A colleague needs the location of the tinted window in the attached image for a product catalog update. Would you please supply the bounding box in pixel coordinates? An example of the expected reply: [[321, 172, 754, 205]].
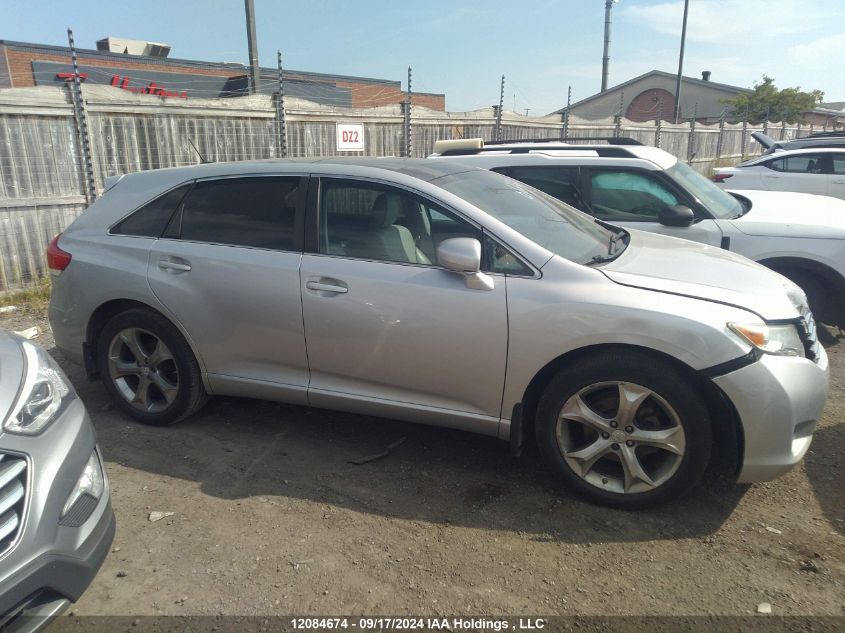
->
[[832, 154, 845, 175], [590, 170, 679, 221], [113, 183, 192, 237], [179, 177, 300, 250], [494, 166, 585, 210], [767, 154, 826, 173], [319, 179, 479, 265]]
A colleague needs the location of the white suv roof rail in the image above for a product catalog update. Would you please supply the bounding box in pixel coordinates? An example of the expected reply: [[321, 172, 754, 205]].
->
[[432, 137, 643, 157]]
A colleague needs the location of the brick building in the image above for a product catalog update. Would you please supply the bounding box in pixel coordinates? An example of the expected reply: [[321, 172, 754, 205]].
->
[[0, 38, 446, 110], [554, 69, 843, 128]]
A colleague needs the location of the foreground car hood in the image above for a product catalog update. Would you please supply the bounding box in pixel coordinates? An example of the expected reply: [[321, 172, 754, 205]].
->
[[0, 331, 24, 429], [600, 230, 802, 321], [729, 189, 845, 238]]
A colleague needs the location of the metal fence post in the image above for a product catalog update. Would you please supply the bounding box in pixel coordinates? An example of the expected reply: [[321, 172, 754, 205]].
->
[[654, 98, 662, 148], [67, 28, 96, 204], [495, 75, 505, 141], [614, 91, 624, 137], [276, 51, 288, 158], [404, 66, 413, 157], [781, 109, 788, 141], [560, 85, 571, 141], [687, 102, 697, 164], [715, 107, 726, 161]]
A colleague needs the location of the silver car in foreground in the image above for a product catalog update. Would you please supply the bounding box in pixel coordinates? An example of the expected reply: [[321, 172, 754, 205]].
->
[[0, 331, 114, 632], [48, 158, 828, 509]]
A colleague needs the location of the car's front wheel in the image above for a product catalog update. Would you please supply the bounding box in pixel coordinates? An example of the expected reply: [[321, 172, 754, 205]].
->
[[535, 351, 711, 509], [97, 308, 208, 425]]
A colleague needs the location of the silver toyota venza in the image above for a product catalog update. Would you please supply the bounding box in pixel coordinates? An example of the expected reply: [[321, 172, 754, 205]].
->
[[47, 158, 828, 509]]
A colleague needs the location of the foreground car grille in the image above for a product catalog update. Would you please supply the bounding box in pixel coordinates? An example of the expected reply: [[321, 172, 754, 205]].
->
[[0, 453, 27, 555], [798, 305, 820, 362]]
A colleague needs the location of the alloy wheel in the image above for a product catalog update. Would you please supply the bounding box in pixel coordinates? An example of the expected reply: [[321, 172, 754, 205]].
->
[[555, 381, 686, 494], [107, 328, 179, 413]]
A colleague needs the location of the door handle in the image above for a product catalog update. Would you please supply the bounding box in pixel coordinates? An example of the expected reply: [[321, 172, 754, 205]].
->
[[158, 258, 192, 272], [763, 174, 781, 179], [833, 179, 845, 184], [306, 280, 348, 294]]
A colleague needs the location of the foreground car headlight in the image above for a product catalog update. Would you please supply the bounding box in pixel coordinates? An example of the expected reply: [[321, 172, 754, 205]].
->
[[728, 322, 805, 357], [4, 340, 75, 434], [62, 450, 105, 518]]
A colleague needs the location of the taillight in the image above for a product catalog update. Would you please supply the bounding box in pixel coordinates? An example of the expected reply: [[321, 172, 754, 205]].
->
[[712, 173, 733, 183], [47, 234, 72, 273]]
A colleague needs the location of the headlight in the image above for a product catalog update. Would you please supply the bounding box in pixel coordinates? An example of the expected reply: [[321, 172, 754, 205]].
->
[[728, 322, 805, 357], [4, 340, 75, 435], [62, 450, 105, 518]]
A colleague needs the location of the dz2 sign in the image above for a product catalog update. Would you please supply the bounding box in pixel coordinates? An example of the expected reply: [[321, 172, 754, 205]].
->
[[336, 123, 365, 152]]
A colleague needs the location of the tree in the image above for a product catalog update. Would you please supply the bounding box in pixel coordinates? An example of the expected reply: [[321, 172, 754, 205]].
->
[[725, 76, 823, 123]]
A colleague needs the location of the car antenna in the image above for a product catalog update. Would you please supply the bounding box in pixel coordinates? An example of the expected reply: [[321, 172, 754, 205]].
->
[[188, 138, 209, 164]]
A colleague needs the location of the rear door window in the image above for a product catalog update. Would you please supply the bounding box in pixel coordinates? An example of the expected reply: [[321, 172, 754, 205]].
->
[[766, 154, 828, 173], [176, 177, 302, 250], [492, 166, 586, 210]]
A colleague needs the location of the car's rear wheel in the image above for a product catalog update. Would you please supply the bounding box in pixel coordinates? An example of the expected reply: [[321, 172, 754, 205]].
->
[[97, 308, 207, 425], [535, 351, 711, 509]]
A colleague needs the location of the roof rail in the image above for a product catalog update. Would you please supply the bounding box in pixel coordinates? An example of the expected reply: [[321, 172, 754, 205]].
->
[[805, 131, 845, 139], [432, 136, 646, 157], [485, 136, 643, 146]]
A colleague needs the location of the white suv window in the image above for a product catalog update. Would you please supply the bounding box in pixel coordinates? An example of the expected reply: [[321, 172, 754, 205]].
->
[[590, 171, 679, 222], [767, 154, 827, 174]]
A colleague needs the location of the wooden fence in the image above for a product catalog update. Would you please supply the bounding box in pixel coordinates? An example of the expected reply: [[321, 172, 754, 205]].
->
[[0, 84, 807, 290]]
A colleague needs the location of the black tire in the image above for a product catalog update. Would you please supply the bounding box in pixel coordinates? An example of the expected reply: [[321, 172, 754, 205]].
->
[[535, 350, 711, 510], [97, 308, 208, 425]]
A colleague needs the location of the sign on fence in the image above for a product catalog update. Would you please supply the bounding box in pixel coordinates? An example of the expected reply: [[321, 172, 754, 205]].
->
[[336, 123, 365, 152]]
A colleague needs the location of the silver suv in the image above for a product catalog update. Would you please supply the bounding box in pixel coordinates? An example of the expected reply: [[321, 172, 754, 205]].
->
[[48, 158, 828, 508], [0, 331, 114, 631]]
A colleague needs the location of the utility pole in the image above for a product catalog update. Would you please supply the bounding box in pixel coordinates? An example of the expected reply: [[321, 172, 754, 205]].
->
[[673, 0, 690, 123], [601, 0, 617, 92], [244, 0, 260, 94]]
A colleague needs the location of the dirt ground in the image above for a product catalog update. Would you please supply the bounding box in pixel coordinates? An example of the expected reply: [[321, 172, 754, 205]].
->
[[1, 306, 843, 618]]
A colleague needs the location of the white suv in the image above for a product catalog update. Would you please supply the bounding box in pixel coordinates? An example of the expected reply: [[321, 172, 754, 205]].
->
[[431, 139, 845, 329], [713, 146, 845, 200]]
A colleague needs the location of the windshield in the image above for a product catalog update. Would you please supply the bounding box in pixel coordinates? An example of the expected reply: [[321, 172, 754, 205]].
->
[[666, 160, 744, 219], [434, 169, 624, 265]]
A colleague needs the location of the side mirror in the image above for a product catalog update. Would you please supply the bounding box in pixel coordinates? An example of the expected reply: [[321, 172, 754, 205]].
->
[[436, 238, 494, 291], [659, 204, 695, 227]]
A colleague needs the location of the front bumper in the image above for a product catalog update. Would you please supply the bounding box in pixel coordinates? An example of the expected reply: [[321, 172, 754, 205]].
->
[[0, 398, 114, 631], [712, 346, 829, 482]]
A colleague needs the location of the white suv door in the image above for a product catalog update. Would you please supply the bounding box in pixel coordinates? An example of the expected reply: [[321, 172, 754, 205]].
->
[[828, 153, 845, 200], [760, 153, 830, 196], [584, 168, 724, 247]]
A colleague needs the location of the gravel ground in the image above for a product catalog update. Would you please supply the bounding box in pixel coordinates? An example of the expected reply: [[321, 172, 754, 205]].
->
[[1, 306, 843, 618]]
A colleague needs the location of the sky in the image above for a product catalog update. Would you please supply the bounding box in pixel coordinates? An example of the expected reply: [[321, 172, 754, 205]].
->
[[3, 0, 845, 114]]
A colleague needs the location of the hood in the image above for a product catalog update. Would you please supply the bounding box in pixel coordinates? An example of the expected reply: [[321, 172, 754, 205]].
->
[[729, 190, 845, 239], [0, 331, 25, 429], [599, 229, 803, 321]]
